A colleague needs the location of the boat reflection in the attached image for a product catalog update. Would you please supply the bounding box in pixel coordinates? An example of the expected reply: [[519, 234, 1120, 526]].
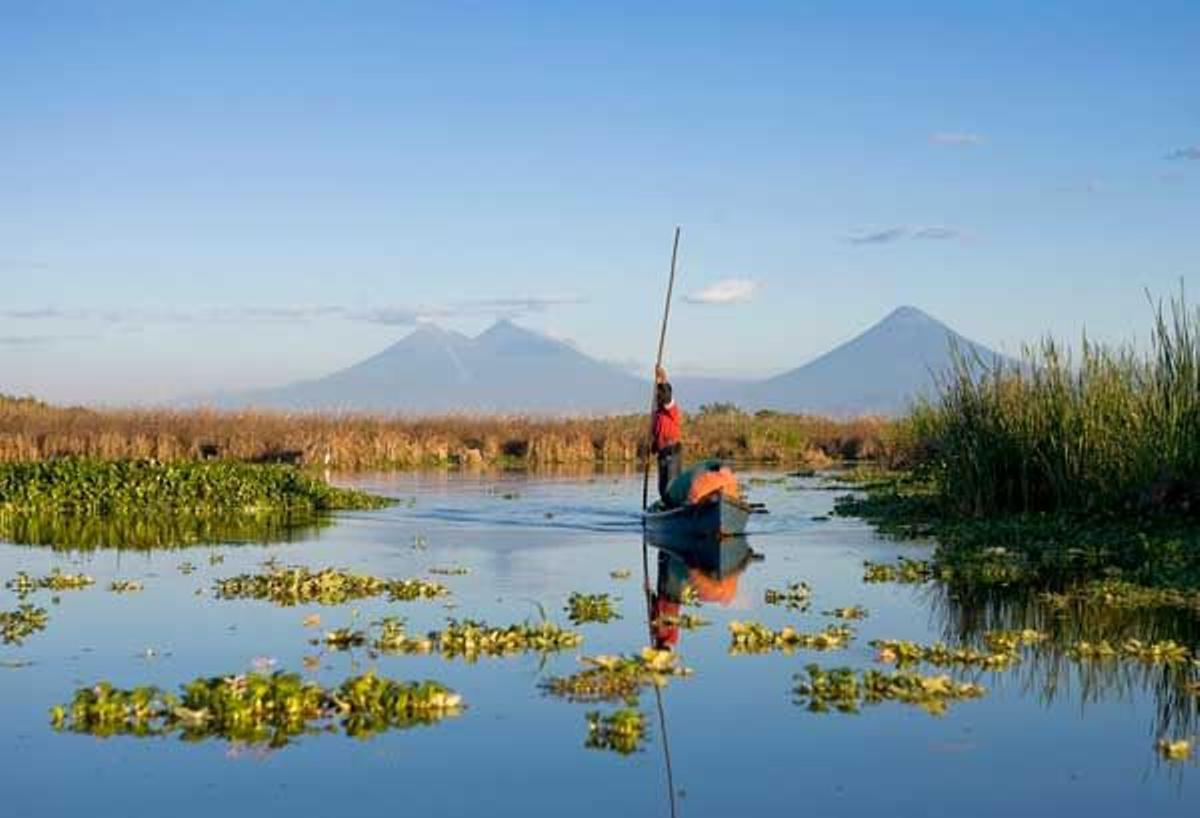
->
[[647, 534, 760, 649]]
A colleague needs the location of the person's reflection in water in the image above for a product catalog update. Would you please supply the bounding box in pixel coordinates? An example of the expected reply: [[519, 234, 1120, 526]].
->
[[650, 538, 755, 650]]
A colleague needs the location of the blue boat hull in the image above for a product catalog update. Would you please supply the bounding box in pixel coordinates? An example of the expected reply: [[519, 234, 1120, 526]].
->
[[642, 494, 751, 541]]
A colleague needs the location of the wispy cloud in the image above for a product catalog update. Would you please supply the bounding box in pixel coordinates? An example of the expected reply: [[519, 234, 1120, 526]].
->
[[931, 132, 982, 146], [684, 279, 759, 305], [1166, 145, 1200, 161], [846, 226, 970, 245], [846, 227, 909, 245], [911, 226, 965, 241], [0, 295, 586, 329], [0, 334, 93, 348]]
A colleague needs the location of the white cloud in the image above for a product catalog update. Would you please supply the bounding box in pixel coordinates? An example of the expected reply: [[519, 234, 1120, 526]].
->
[[684, 279, 759, 305], [931, 131, 982, 146]]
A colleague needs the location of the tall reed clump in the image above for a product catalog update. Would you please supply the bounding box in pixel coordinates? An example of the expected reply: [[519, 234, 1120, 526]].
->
[[914, 293, 1200, 517]]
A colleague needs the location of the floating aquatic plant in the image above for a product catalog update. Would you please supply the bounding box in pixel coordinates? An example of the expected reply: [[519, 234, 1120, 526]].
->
[[585, 708, 646, 755], [680, 586, 701, 607], [566, 592, 621, 624], [1067, 639, 1191, 665], [177, 561, 196, 575], [653, 612, 710, 630], [862, 558, 936, 584], [823, 605, 868, 620], [5, 570, 94, 598], [871, 630, 1046, 670], [371, 617, 581, 660], [609, 569, 632, 580], [108, 580, 144, 593], [794, 665, 986, 715], [764, 581, 811, 610], [1157, 738, 1194, 761], [728, 621, 853, 654], [428, 566, 469, 576], [1, 604, 48, 645], [50, 671, 463, 744], [541, 649, 692, 703], [319, 628, 367, 650], [0, 459, 392, 516], [1041, 580, 1200, 612], [214, 566, 447, 606]]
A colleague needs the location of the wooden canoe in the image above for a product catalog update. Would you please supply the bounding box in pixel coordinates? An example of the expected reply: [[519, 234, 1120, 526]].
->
[[642, 492, 752, 541]]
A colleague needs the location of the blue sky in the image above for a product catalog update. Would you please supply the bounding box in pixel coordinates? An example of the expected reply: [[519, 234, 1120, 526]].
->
[[2, 1, 1198, 403]]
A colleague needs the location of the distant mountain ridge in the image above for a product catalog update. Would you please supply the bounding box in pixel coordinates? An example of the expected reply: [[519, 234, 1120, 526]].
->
[[208, 307, 1006, 416]]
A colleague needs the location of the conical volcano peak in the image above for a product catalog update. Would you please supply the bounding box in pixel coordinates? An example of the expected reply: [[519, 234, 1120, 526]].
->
[[880, 305, 939, 326]]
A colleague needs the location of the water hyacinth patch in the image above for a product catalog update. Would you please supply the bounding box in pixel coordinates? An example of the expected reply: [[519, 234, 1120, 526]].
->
[[609, 569, 632, 580], [319, 628, 367, 650], [794, 665, 986, 716], [764, 581, 811, 610], [871, 630, 1046, 669], [862, 558, 936, 584], [823, 605, 868, 620], [214, 566, 447, 606], [1041, 580, 1200, 613], [6, 570, 94, 598], [108, 580, 144, 593], [371, 617, 581, 660], [0, 459, 392, 516], [49, 671, 463, 745], [565, 592, 621, 624], [728, 621, 853, 654], [585, 708, 646, 755], [1, 604, 48, 645], [1067, 639, 1192, 665], [541, 649, 692, 703], [653, 612, 710, 630], [428, 566, 469, 576], [1157, 738, 1193, 761]]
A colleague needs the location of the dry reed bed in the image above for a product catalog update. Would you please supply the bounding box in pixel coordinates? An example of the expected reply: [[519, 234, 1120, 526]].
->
[[0, 397, 895, 470]]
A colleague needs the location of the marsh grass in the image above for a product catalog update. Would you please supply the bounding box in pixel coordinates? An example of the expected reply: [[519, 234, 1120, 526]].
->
[[0, 398, 895, 469], [915, 292, 1200, 517]]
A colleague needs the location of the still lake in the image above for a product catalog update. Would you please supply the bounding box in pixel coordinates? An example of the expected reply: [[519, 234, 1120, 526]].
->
[[1, 470, 1196, 817]]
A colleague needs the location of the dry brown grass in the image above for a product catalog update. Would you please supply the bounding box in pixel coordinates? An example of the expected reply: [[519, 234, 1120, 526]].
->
[[0, 396, 896, 470]]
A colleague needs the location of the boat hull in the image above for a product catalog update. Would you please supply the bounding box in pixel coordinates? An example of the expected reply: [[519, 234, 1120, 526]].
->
[[642, 494, 751, 542]]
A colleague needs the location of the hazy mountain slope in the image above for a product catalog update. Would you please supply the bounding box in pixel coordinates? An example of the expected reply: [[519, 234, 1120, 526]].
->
[[219, 320, 646, 413], [739, 306, 1005, 415], [208, 308, 1003, 416]]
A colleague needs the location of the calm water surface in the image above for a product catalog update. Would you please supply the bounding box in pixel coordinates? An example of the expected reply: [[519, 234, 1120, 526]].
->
[[1, 471, 1196, 817]]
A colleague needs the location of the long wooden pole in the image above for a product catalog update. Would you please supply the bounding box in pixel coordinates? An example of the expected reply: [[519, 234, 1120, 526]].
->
[[641, 226, 681, 511]]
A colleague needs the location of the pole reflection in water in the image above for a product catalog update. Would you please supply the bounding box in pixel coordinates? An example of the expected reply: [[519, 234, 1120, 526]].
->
[[641, 532, 762, 816]]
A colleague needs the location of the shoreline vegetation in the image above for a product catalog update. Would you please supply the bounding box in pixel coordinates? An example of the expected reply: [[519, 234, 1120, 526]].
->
[[0, 396, 896, 470], [838, 294, 1200, 591]]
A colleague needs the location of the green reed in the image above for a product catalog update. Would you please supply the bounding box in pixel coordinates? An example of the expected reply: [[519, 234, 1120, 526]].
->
[[914, 292, 1200, 517]]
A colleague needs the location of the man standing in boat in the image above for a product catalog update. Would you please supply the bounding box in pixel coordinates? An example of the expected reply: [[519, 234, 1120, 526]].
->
[[652, 365, 682, 505]]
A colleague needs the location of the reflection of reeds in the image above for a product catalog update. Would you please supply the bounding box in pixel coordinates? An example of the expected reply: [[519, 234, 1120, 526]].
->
[[0, 399, 895, 469], [0, 509, 331, 550], [924, 581, 1200, 737]]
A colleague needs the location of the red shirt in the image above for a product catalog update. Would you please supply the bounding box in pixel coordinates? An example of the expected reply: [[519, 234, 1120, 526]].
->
[[652, 402, 681, 452]]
